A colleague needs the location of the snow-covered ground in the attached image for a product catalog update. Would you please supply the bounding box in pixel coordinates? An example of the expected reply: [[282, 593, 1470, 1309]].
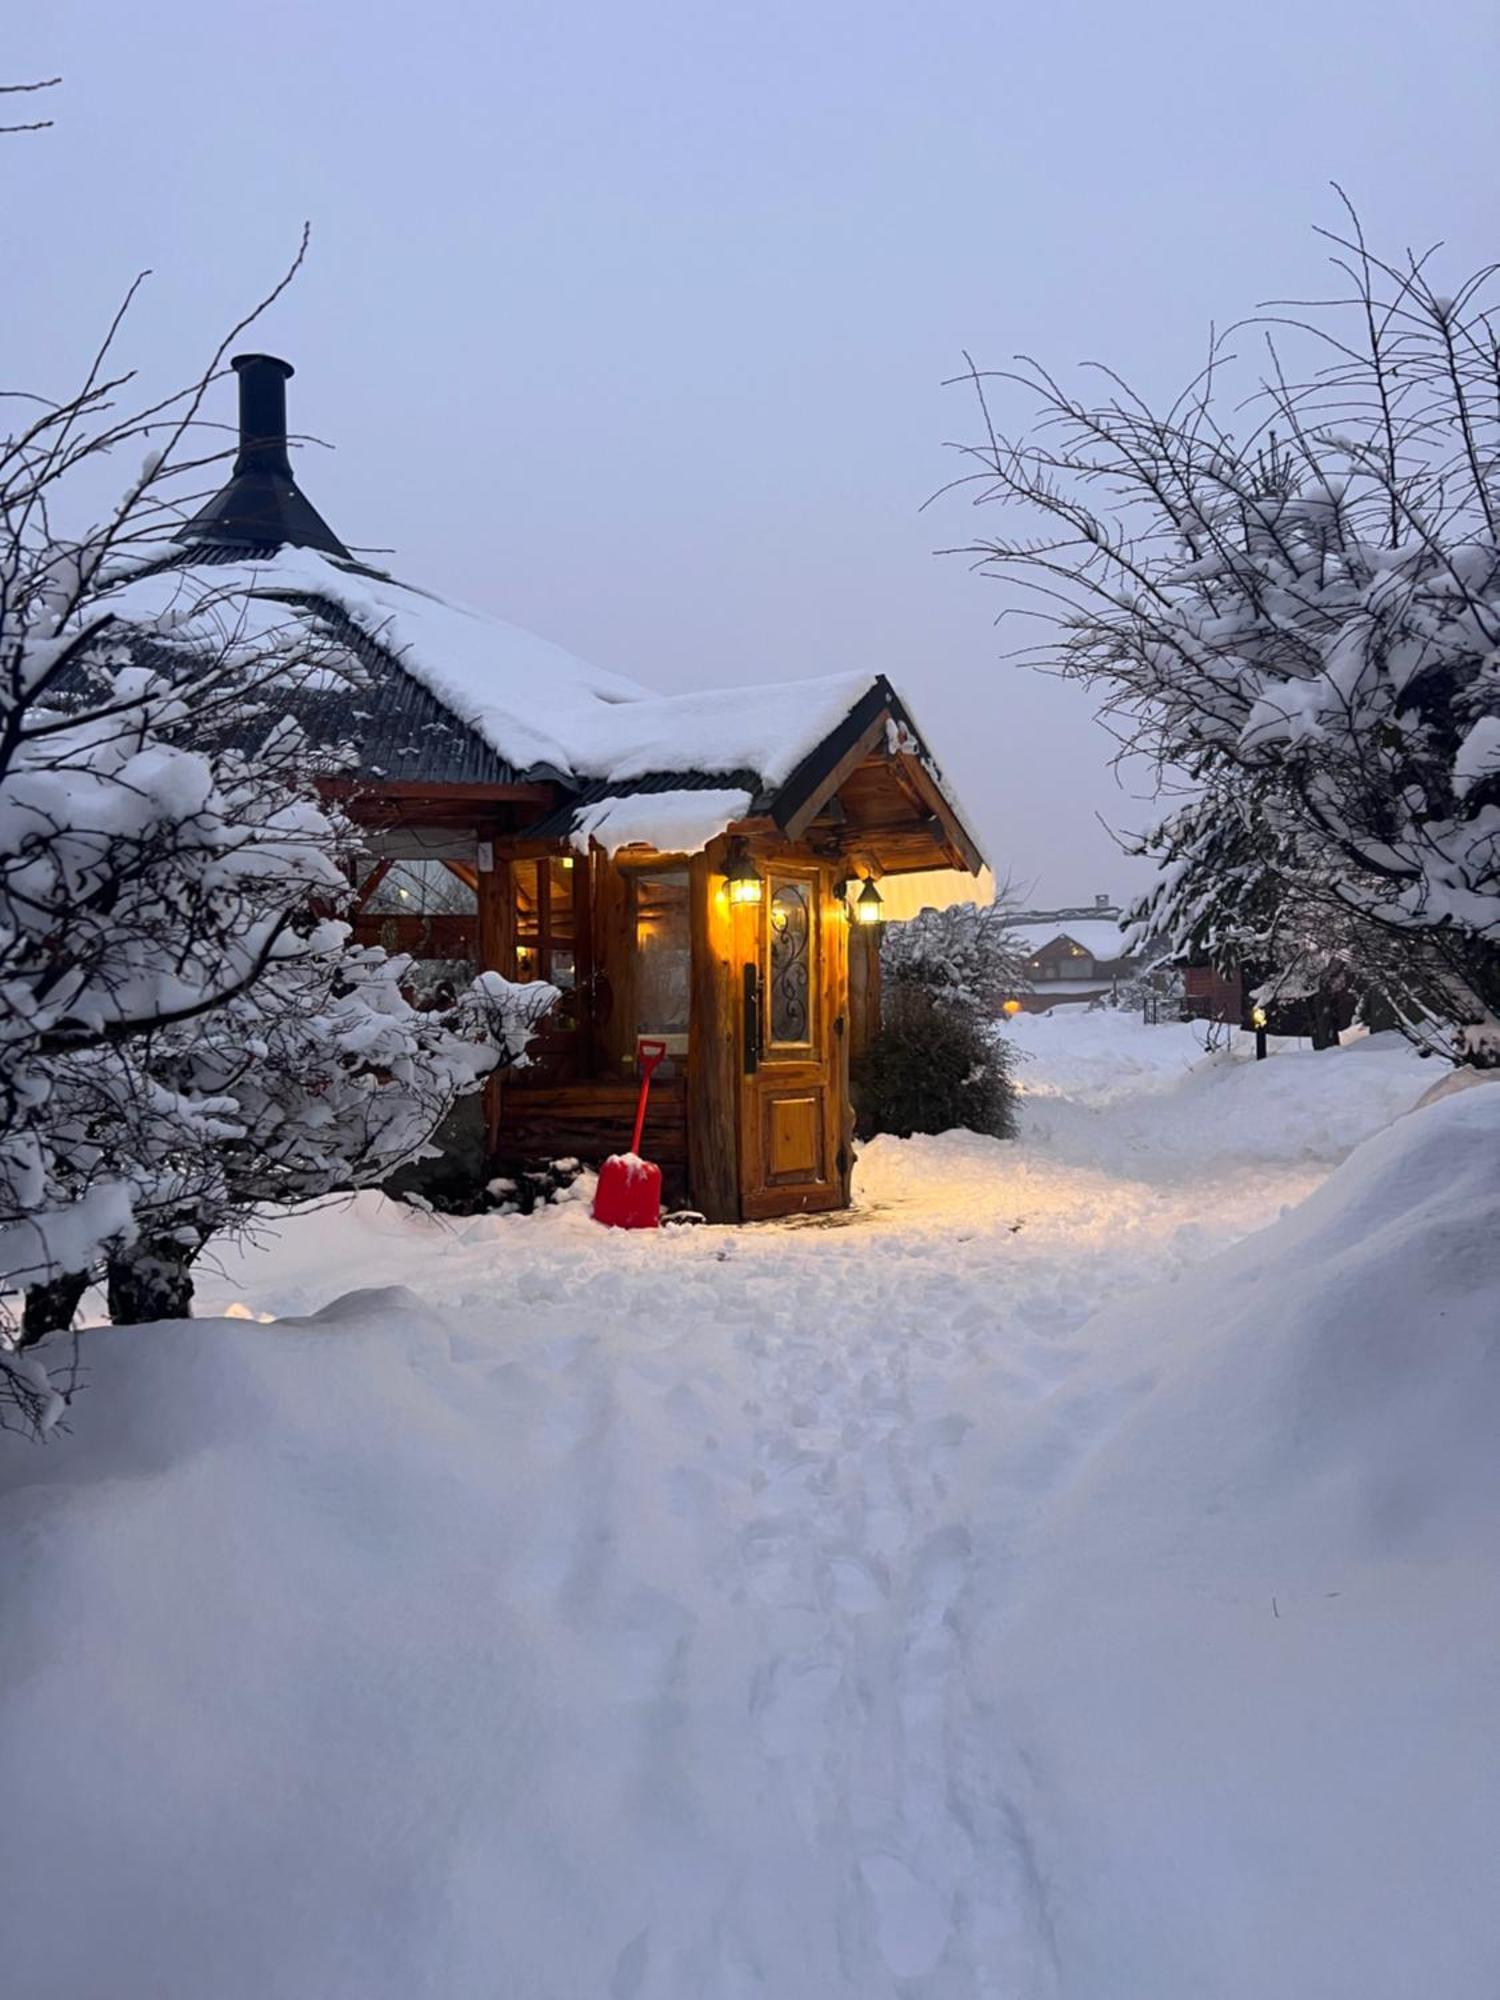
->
[[5, 1016, 1497, 1999]]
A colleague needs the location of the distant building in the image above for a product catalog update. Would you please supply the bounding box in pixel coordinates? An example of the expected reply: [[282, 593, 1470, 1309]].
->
[[1009, 895, 1138, 1012]]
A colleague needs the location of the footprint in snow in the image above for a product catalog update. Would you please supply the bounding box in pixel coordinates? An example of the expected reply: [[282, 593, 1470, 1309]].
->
[[751, 1650, 843, 1758], [610, 1587, 696, 1700], [609, 1929, 650, 1998], [824, 1550, 886, 1613], [907, 1524, 973, 1634], [858, 1852, 952, 1980]]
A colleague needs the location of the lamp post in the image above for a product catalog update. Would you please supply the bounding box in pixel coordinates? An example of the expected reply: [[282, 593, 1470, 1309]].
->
[[1251, 1003, 1268, 1061]]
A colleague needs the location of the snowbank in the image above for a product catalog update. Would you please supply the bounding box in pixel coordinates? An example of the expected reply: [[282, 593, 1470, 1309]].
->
[[973, 1082, 1500, 1998], [1, 1016, 1490, 1997]]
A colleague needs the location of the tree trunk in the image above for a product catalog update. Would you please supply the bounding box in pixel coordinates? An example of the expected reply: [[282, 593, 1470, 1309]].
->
[[19, 1269, 91, 1347], [1309, 996, 1338, 1051], [106, 1238, 197, 1325]]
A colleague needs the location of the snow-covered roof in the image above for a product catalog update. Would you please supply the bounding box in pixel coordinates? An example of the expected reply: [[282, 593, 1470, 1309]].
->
[[97, 548, 652, 780], [102, 548, 905, 782], [94, 540, 992, 868], [568, 787, 757, 857], [1015, 918, 1131, 961]]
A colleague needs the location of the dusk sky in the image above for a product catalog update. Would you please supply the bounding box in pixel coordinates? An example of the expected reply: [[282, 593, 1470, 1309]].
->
[[11, 0, 1498, 904]]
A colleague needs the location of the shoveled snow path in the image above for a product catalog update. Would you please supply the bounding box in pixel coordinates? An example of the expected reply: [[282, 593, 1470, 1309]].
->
[[5, 1022, 1434, 1997], [180, 1024, 1429, 1993]]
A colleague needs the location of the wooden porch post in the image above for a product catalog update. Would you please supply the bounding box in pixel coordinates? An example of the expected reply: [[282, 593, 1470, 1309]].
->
[[476, 851, 513, 1153], [688, 841, 740, 1223], [847, 919, 882, 1065]]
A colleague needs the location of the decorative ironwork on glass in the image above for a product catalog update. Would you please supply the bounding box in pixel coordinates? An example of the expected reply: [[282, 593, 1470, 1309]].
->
[[768, 878, 812, 1043]]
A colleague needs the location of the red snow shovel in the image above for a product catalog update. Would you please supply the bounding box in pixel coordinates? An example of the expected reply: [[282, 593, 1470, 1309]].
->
[[593, 1038, 668, 1229]]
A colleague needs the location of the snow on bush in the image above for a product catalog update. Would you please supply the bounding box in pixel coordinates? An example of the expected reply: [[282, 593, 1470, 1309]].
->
[[0, 269, 551, 1427], [880, 897, 1028, 1014], [854, 983, 1016, 1141], [856, 899, 1023, 1139], [951, 203, 1500, 1062]]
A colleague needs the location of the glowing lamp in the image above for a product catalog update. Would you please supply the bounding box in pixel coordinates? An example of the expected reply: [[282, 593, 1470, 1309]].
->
[[854, 877, 884, 926], [1002, 997, 1023, 1017], [726, 851, 763, 906], [1250, 1004, 1269, 1029]]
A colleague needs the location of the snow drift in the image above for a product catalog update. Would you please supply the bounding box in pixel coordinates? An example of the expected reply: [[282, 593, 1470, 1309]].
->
[[1, 1037, 1494, 1998], [973, 1080, 1500, 1998]]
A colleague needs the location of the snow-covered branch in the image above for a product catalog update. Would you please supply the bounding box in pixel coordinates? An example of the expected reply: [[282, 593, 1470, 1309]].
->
[[949, 208, 1500, 1060]]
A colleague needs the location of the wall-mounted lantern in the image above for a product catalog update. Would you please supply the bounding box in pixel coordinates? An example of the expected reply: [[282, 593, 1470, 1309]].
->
[[853, 876, 884, 926], [725, 845, 764, 906]]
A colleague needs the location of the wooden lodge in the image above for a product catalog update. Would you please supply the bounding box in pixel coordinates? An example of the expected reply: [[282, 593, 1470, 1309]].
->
[[148, 354, 988, 1221]]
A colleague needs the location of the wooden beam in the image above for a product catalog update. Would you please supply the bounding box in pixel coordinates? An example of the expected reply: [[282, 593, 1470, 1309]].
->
[[848, 919, 882, 1066], [350, 857, 392, 913], [572, 851, 596, 1072], [830, 869, 854, 1205], [349, 912, 477, 955], [838, 828, 962, 873], [496, 1078, 688, 1169], [892, 753, 985, 874], [476, 855, 512, 975], [592, 850, 634, 1073], [320, 778, 557, 808], [687, 840, 741, 1223], [778, 713, 891, 842]]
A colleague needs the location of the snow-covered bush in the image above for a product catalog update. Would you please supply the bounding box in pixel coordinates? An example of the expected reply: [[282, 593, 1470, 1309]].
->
[[0, 258, 552, 1429], [861, 900, 1021, 1138], [31, 956, 559, 1334], [950, 204, 1500, 1064], [854, 984, 1016, 1140], [880, 898, 1029, 1013], [0, 598, 355, 1420]]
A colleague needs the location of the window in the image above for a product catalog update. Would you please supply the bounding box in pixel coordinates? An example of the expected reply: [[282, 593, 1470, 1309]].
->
[[513, 856, 580, 1033], [513, 856, 576, 981], [632, 869, 691, 1038], [362, 858, 477, 919], [767, 874, 814, 1047], [359, 858, 477, 1006]]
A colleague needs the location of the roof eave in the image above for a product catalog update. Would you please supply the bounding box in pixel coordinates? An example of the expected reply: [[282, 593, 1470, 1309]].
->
[[764, 674, 987, 875]]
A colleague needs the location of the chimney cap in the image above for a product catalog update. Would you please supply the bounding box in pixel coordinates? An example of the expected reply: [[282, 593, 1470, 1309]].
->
[[231, 352, 294, 379], [171, 350, 349, 558]]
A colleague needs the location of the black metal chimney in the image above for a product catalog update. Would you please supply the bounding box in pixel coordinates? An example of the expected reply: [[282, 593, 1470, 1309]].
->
[[173, 353, 351, 558]]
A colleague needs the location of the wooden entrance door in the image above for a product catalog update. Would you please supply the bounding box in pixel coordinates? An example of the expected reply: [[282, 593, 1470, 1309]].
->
[[736, 861, 848, 1220]]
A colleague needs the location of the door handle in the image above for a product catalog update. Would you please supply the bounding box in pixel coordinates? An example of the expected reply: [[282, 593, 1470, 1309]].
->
[[742, 962, 761, 1075]]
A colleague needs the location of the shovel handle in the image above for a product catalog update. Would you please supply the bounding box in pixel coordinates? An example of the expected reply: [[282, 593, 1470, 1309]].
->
[[630, 1039, 669, 1154]]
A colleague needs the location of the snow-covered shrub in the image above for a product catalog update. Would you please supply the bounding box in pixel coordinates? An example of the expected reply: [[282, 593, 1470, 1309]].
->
[[85, 958, 559, 1324], [854, 984, 1016, 1141], [951, 204, 1500, 1064], [881, 898, 1028, 1014], [861, 901, 1021, 1138], [0, 608, 357, 1415], [0, 255, 552, 1427], [1108, 958, 1183, 1019]]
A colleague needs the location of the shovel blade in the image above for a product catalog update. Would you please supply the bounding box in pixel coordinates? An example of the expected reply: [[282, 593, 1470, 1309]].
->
[[592, 1154, 663, 1229]]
